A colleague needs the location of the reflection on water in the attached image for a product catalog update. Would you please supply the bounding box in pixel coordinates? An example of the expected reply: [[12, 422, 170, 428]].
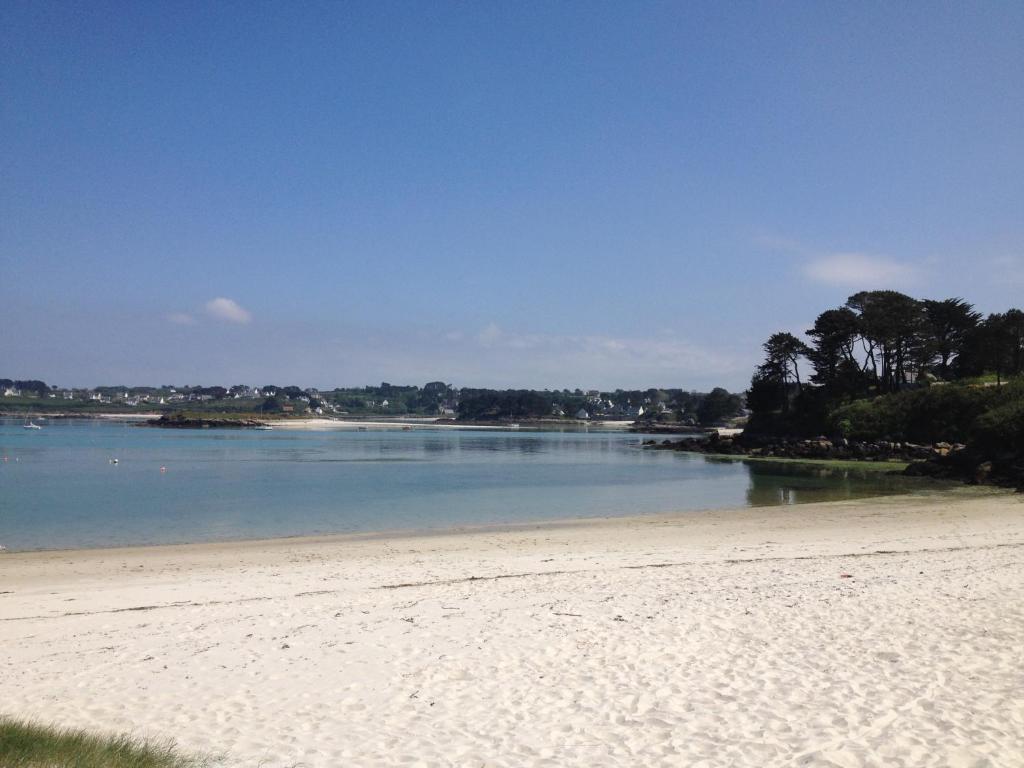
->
[[0, 420, 934, 551], [743, 460, 914, 506]]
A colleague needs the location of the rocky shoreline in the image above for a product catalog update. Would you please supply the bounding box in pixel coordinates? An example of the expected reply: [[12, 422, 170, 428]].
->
[[645, 431, 1022, 489], [644, 431, 962, 463]]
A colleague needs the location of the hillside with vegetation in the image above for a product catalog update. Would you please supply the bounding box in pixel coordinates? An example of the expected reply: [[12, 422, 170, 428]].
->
[[739, 290, 1024, 487]]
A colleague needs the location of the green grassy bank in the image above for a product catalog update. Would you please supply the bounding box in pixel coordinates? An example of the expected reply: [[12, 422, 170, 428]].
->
[[0, 717, 217, 768]]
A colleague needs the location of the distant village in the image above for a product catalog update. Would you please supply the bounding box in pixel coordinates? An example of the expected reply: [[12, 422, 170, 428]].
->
[[0, 378, 746, 426], [3, 381, 348, 416]]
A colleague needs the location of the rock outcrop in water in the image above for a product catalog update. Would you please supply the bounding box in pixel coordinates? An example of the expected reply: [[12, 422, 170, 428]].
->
[[143, 413, 267, 429]]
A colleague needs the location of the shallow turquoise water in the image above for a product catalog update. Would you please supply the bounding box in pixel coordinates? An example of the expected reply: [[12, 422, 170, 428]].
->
[[0, 419, 922, 551]]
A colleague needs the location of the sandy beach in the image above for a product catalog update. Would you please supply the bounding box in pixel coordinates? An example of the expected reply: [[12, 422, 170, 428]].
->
[[2, 490, 1023, 767]]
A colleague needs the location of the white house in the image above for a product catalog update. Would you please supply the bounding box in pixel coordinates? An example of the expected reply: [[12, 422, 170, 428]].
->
[[575, 408, 590, 420]]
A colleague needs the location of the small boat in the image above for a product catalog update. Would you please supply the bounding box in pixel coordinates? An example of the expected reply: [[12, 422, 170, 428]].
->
[[254, 425, 273, 431], [23, 421, 42, 430], [509, 423, 520, 430]]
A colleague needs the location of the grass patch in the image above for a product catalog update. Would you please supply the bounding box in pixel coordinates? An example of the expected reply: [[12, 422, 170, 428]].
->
[[0, 716, 217, 768], [692, 452, 910, 471]]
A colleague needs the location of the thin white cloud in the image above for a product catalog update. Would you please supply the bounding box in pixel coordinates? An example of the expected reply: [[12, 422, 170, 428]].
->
[[205, 297, 252, 324], [166, 312, 197, 325], [454, 325, 749, 384], [756, 235, 918, 289], [476, 323, 503, 346], [803, 252, 916, 287]]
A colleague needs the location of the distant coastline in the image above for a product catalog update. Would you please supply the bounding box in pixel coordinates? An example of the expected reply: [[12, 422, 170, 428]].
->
[[0, 380, 746, 431]]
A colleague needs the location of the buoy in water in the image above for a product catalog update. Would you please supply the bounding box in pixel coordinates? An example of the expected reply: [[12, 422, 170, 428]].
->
[[160, 466, 167, 473]]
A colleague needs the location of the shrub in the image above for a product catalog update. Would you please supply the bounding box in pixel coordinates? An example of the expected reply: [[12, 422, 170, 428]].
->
[[972, 399, 1024, 457], [829, 383, 1017, 444]]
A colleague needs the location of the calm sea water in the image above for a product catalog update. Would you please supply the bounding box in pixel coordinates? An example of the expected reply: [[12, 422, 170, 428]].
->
[[0, 419, 924, 552]]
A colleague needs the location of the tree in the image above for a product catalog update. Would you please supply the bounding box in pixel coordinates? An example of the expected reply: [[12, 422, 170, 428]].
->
[[756, 332, 810, 414], [922, 298, 981, 378], [1005, 309, 1024, 376], [760, 333, 810, 389], [970, 310, 1024, 384], [806, 308, 861, 391], [697, 388, 743, 426], [414, 381, 451, 411], [846, 291, 924, 392], [746, 372, 786, 415], [422, 381, 449, 396], [14, 379, 49, 397], [456, 389, 553, 420]]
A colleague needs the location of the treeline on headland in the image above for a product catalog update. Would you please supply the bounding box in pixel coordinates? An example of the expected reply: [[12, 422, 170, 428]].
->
[[454, 387, 742, 426], [739, 290, 1023, 487]]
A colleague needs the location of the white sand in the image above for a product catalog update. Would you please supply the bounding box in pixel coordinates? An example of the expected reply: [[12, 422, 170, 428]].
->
[[2, 490, 1023, 767]]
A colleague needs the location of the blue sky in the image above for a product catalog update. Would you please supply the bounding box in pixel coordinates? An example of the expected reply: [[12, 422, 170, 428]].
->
[[2, 1, 1022, 390]]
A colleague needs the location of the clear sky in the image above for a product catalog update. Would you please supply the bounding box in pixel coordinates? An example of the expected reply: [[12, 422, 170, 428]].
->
[[2, 1, 1022, 391]]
